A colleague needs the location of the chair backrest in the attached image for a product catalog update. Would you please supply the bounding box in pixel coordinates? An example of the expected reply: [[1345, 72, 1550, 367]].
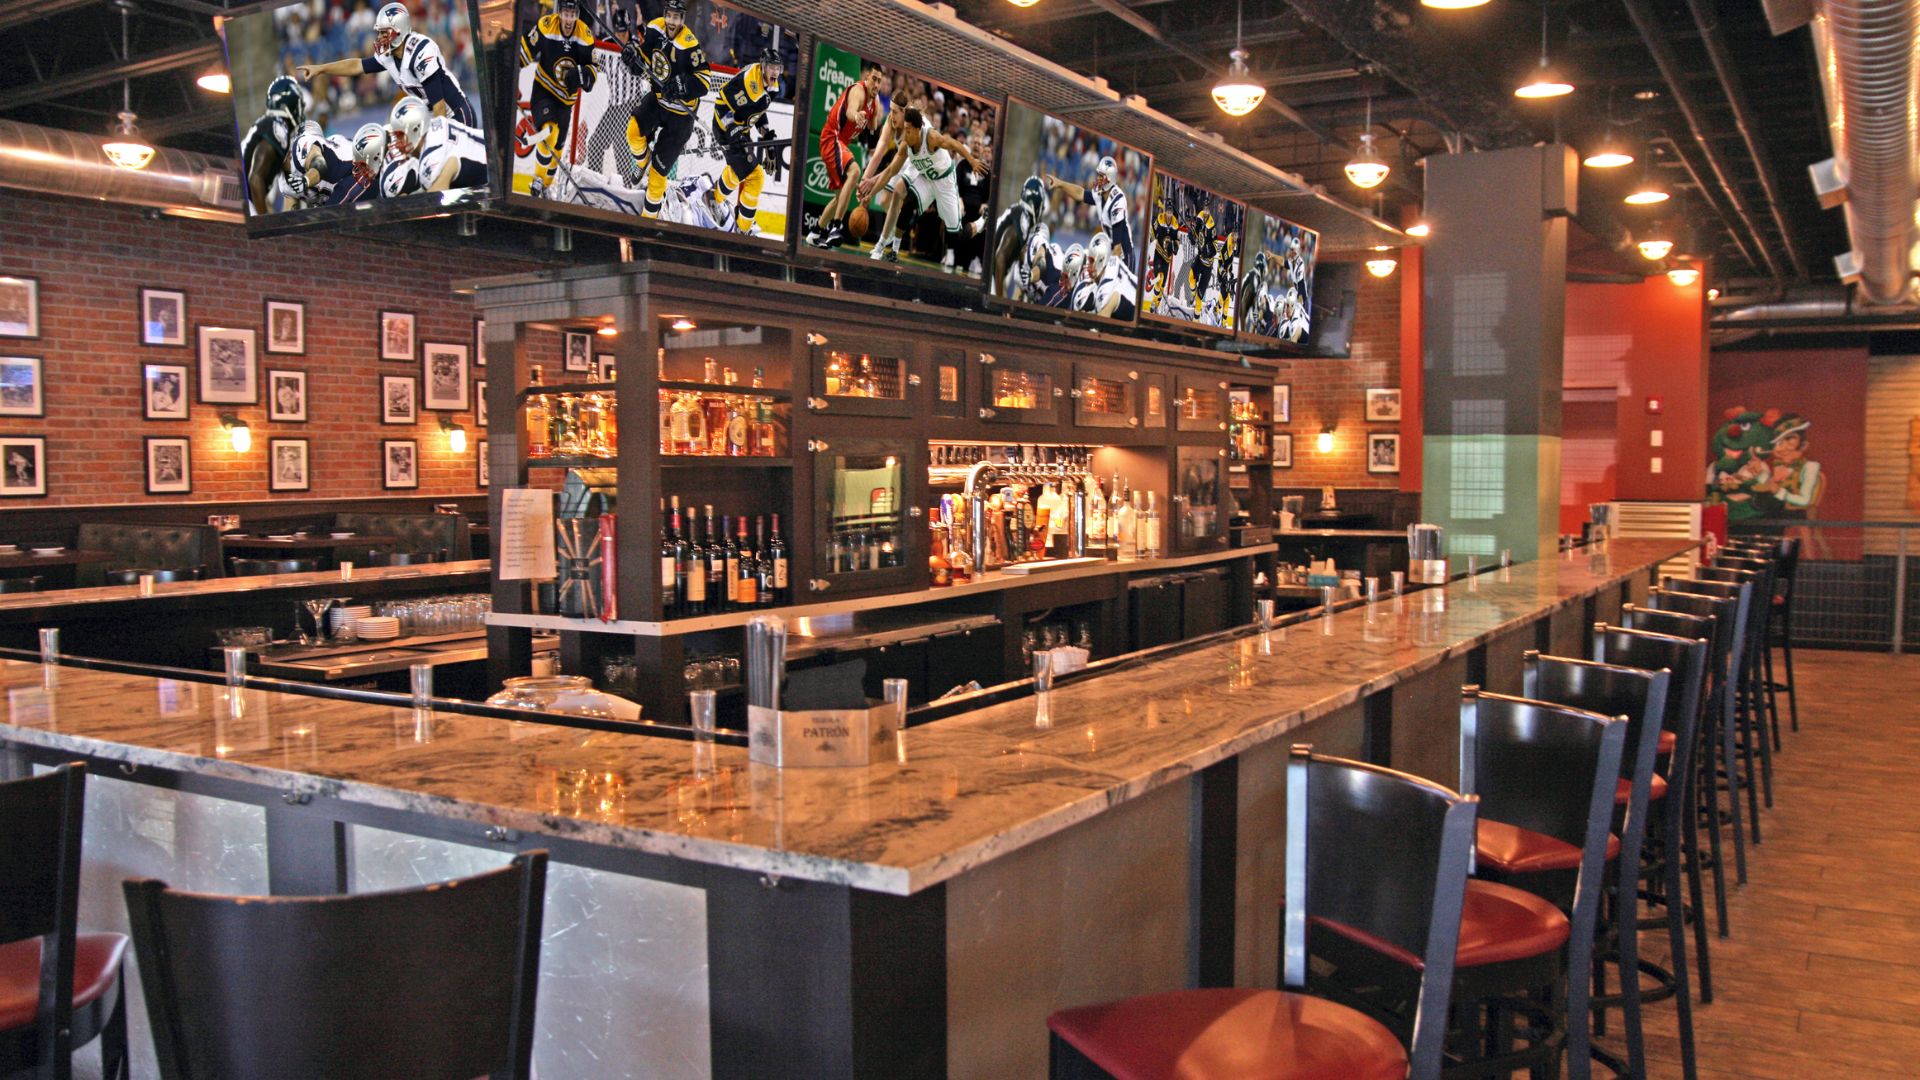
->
[[1650, 584, 1749, 677], [0, 575, 41, 594], [1459, 687, 1627, 854], [124, 851, 549, 1080], [103, 567, 200, 586], [230, 558, 320, 577], [334, 513, 468, 561], [0, 762, 87, 1071], [1631, 598, 1727, 684], [76, 522, 221, 578], [1288, 746, 1475, 1080], [370, 550, 440, 567], [1590, 625, 1709, 792]]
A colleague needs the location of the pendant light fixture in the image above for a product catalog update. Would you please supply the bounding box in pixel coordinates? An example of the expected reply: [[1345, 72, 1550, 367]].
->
[[1212, 1, 1266, 116], [1623, 169, 1669, 205], [196, 65, 230, 94], [1666, 267, 1701, 287], [102, 2, 155, 170], [1422, 0, 1491, 8], [1344, 97, 1390, 190], [1636, 218, 1673, 260], [1365, 246, 1400, 278], [1514, 6, 1575, 99]]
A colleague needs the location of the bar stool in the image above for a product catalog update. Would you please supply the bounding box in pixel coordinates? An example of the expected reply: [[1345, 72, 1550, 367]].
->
[[1665, 576, 1773, 812], [1634, 593, 1747, 888], [1047, 747, 1476, 1080], [0, 762, 130, 1080], [229, 558, 320, 576], [1520, 652, 1670, 1080], [1762, 537, 1802, 733], [123, 851, 549, 1080], [1458, 687, 1628, 1080], [1714, 549, 1792, 749]]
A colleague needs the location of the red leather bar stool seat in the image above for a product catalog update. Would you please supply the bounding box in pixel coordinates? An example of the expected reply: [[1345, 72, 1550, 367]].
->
[[1048, 988, 1407, 1080], [1615, 772, 1668, 805], [0, 933, 127, 1032], [1658, 729, 1677, 753], [1477, 818, 1621, 875], [1314, 879, 1569, 971]]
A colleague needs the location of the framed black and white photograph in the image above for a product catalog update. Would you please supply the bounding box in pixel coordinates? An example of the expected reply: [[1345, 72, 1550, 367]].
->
[[380, 310, 415, 362], [268, 438, 310, 492], [382, 439, 418, 490], [144, 436, 192, 495], [265, 299, 305, 354], [267, 369, 307, 422], [0, 357, 43, 418], [476, 440, 489, 488], [1272, 433, 1293, 469], [1365, 387, 1402, 423], [0, 435, 44, 496], [197, 326, 257, 404], [595, 354, 615, 382], [474, 318, 485, 367], [139, 288, 186, 347], [475, 380, 488, 426], [0, 276, 38, 339], [422, 342, 469, 411], [1367, 432, 1401, 475], [563, 331, 591, 374], [1273, 384, 1291, 424], [380, 375, 416, 425], [142, 363, 189, 421]]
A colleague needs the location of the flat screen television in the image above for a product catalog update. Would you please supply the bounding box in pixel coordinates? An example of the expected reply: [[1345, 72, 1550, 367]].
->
[[1139, 170, 1244, 334], [1237, 207, 1319, 347], [505, 0, 799, 248], [795, 40, 1000, 283], [1300, 261, 1360, 359], [225, 0, 492, 232], [986, 97, 1151, 325]]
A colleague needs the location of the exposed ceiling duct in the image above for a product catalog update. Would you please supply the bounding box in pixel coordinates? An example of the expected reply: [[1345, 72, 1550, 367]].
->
[[1708, 284, 1920, 339], [0, 116, 242, 222]]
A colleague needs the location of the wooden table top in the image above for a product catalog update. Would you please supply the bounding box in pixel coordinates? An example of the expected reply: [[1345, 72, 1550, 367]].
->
[[220, 534, 400, 551], [0, 549, 117, 570]]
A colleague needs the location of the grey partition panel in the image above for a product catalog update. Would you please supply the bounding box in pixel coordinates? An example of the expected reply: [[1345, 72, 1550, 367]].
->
[[1390, 652, 1470, 789]]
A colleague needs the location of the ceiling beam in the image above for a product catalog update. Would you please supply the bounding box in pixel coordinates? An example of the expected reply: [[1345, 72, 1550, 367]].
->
[[0, 0, 92, 33], [143, 104, 231, 139], [0, 40, 222, 112], [971, 0, 1182, 32]]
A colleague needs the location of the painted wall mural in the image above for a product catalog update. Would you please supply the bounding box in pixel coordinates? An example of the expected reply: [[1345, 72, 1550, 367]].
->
[[1706, 406, 1825, 523]]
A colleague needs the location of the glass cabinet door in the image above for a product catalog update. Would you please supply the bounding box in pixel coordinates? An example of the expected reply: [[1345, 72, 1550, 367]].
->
[[1173, 445, 1226, 552], [809, 437, 923, 595], [808, 339, 914, 419], [931, 346, 967, 419], [978, 354, 1059, 425], [1175, 375, 1228, 434], [1072, 361, 1139, 430]]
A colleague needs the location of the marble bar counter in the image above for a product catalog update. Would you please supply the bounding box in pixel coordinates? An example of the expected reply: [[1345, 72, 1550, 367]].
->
[[0, 539, 1691, 1079]]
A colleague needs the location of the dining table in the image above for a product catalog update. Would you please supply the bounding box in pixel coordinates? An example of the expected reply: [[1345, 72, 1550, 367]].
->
[[219, 533, 401, 569]]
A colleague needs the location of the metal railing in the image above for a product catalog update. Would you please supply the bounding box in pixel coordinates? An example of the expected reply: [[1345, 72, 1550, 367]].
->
[[1728, 520, 1918, 653]]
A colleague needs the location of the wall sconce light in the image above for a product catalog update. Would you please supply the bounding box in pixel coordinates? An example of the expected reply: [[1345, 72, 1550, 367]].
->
[[440, 417, 468, 453], [219, 413, 251, 453], [596, 320, 618, 337], [1666, 267, 1701, 287], [1316, 428, 1335, 453]]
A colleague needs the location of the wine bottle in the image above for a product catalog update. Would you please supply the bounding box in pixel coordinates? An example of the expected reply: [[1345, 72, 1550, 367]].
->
[[735, 517, 758, 606], [755, 517, 777, 606], [659, 499, 678, 616], [672, 501, 697, 616], [722, 515, 740, 608], [769, 513, 789, 603], [704, 505, 725, 613]]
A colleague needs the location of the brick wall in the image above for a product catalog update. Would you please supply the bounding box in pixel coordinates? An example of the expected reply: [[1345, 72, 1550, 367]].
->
[[1266, 261, 1404, 489], [0, 189, 548, 507]]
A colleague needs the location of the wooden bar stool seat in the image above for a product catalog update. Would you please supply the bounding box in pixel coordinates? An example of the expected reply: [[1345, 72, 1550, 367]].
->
[[1048, 987, 1409, 1080]]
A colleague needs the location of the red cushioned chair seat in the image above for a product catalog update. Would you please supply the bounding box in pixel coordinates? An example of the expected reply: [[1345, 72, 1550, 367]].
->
[[1312, 880, 1570, 971], [1614, 773, 1668, 805], [1657, 730, 1676, 754], [1476, 818, 1622, 875], [1048, 987, 1408, 1080], [0, 933, 128, 1032]]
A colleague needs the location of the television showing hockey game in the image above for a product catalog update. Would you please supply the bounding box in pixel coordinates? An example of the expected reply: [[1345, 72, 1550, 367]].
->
[[988, 98, 1150, 325], [1238, 207, 1319, 347], [509, 0, 799, 245], [224, 0, 491, 229], [1139, 170, 1244, 334], [797, 40, 999, 281]]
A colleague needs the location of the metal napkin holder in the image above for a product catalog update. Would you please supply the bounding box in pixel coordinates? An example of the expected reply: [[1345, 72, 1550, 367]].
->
[[747, 700, 900, 768]]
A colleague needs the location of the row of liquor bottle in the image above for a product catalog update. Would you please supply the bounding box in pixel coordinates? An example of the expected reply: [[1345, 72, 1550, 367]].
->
[[661, 385, 782, 457], [659, 496, 789, 617], [825, 523, 904, 574], [525, 365, 617, 458], [927, 474, 1166, 586]]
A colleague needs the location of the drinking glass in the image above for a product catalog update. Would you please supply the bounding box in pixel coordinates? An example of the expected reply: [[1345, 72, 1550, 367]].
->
[[300, 597, 332, 645], [291, 602, 313, 645]]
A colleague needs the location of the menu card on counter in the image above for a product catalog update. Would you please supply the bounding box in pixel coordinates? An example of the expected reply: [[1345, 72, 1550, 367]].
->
[[498, 488, 556, 581]]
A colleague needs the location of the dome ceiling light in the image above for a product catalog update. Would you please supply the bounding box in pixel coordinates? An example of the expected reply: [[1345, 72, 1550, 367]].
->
[[1211, 2, 1266, 117]]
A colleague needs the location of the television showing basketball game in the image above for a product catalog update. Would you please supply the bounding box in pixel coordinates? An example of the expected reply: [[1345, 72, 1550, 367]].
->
[[1239, 207, 1319, 346], [797, 40, 999, 280], [509, 0, 798, 243], [988, 98, 1151, 325], [1140, 170, 1244, 333], [224, 0, 491, 226]]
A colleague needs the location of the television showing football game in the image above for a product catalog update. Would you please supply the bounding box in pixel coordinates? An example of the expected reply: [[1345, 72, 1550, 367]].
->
[[1140, 170, 1244, 333], [509, 0, 799, 243], [1238, 207, 1319, 346], [988, 98, 1150, 324], [224, 0, 490, 225], [796, 41, 999, 279]]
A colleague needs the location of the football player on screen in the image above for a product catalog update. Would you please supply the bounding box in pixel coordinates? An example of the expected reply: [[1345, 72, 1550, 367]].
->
[[295, 2, 475, 126], [706, 49, 787, 235], [520, 0, 598, 199], [240, 74, 304, 214], [1087, 233, 1137, 320], [381, 95, 488, 197], [858, 104, 989, 271], [621, 0, 711, 219], [807, 65, 888, 248], [990, 176, 1045, 296], [294, 121, 384, 207], [1043, 155, 1134, 266]]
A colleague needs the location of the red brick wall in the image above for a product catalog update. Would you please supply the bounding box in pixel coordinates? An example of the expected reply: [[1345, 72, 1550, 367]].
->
[[0, 189, 548, 507], [1266, 261, 1404, 488]]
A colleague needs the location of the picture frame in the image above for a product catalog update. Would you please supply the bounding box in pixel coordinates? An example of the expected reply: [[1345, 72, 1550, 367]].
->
[[264, 299, 305, 354], [1365, 387, 1403, 423], [268, 437, 310, 492], [382, 438, 419, 490], [0, 275, 38, 339], [1272, 433, 1293, 469], [1273, 383, 1290, 424], [421, 342, 469, 411], [475, 380, 488, 426], [474, 318, 485, 367], [595, 353, 615, 382], [476, 440, 489, 488], [142, 362, 190, 421], [197, 325, 258, 404], [380, 309, 415, 362], [139, 288, 187, 347], [563, 331, 592, 374], [0, 357, 43, 418], [1367, 432, 1401, 475], [267, 369, 308, 423], [0, 435, 45, 496], [380, 374, 416, 425], [144, 435, 192, 495]]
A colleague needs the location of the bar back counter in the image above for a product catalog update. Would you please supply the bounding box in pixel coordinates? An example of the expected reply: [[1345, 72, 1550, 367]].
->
[[0, 540, 1691, 1079]]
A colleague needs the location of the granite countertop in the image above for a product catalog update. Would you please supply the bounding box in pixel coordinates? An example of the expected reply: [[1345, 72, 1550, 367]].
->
[[0, 541, 1690, 895], [0, 560, 490, 614]]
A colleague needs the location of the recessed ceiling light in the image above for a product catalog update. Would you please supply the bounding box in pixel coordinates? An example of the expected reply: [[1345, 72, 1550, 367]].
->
[[1633, 88, 1661, 101]]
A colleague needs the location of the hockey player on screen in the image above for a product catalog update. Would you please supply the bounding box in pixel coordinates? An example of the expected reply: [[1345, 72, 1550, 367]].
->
[[520, 0, 598, 199], [240, 75, 305, 214], [705, 49, 787, 235], [621, 0, 712, 219], [295, 2, 475, 126], [807, 65, 888, 249], [1043, 155, 1134, 266], [858, 104, 989, 271]]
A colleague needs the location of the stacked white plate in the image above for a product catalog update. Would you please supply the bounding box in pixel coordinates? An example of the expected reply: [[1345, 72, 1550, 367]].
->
[[328, 605, 372, 633], [352, 616, 400, 640]]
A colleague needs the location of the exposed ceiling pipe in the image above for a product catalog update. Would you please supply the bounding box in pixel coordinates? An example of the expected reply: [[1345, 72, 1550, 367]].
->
[[1620, 0, 1786, 291], [0, 117, 242, 221], [1808, 0, 1918, 307], [1649, 135, 1760, 271]]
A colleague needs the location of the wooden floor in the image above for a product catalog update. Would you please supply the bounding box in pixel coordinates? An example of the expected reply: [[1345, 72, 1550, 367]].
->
[[1592, 648, 1920, 1079]]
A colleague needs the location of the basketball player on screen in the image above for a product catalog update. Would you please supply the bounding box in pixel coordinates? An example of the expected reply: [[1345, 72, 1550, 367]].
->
[[806, 65, 887, 249]]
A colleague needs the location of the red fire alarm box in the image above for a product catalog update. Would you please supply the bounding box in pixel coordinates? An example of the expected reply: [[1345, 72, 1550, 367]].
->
[[1645, 396, 1664, 415]]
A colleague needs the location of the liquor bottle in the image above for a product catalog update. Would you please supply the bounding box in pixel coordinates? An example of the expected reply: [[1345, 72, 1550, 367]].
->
[[658, 389, 673, 453], [755, 517, 777, 605], [659, 499, 678, 616], [704, 505, 726, 613], [751, 366, 765, 388], [601, 389, 618, 453], [703, 356, 720, 384], [752, 397, 776, 457], [725, 396, 750, 457], [667, 391, 696, 455], [1141, 491, 1163, 558], [768, 513, 789, 603], [946, 522, 973, 584], [1107, 474, 1127, 560], [526, 393, 552, 458], [550, 394, 577, 455], [672, 501, 700, 616], [722, 515, 740, 608], [857, 355, 877, 397], [576, 392, 602, 455], [703, 390, 729, 454], [1116, 490, 1139, 561], [735, 518, 759, 605]]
